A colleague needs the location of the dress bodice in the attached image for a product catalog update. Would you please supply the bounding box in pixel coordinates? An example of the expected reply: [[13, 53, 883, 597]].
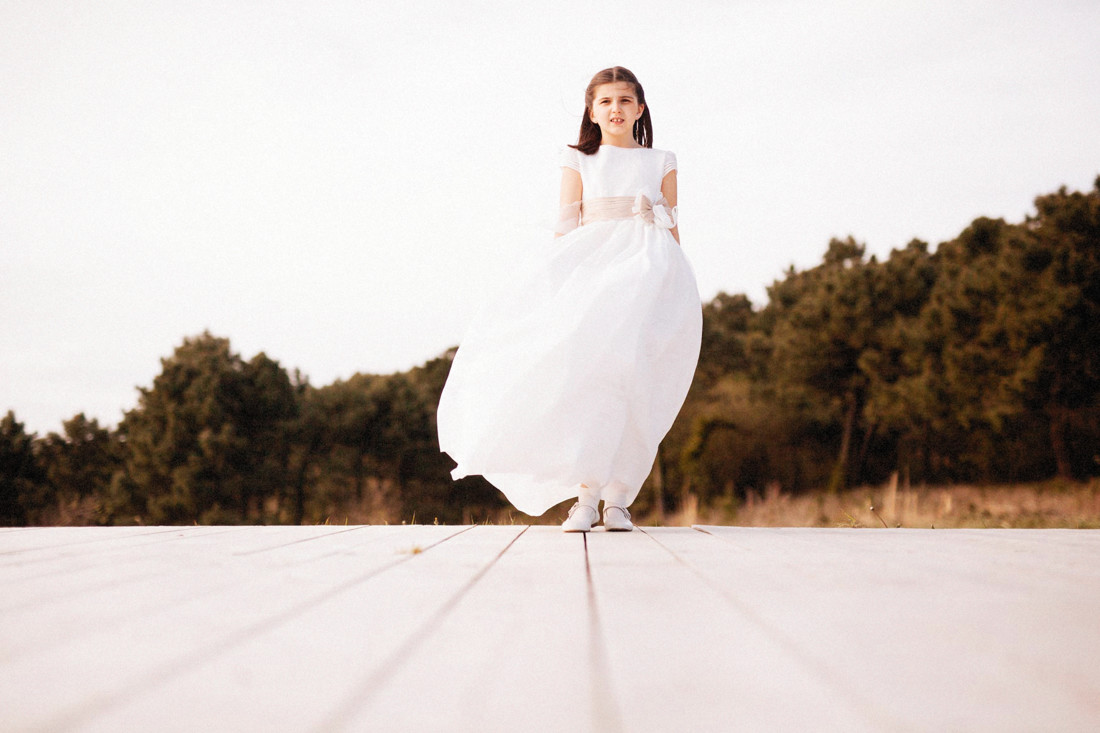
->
[[560, 145, 677, 201]]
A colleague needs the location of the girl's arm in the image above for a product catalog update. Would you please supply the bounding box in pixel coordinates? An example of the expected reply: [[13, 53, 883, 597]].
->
[[556, 168, 583, 238], [661, 170, 679, 244]]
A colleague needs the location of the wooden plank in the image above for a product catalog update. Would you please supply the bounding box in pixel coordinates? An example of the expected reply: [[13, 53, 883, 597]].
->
[[674, 526, 1100, 730], [692, 526, 1100, 580], [0, 525, 472, 731], [584, 527, 880, 730], [0, 526, 362, 616], [45, 525, 525, 732], [3, 525, 1098, 732], [332, 526, 596, 732], [0, 527, 246, 593], [0, 526, 208, 557], [0, 526, 410, 662]]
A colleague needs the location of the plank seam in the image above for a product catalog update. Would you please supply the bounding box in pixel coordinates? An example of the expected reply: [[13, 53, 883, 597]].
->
[[583, 532, 626, 733], [637, 527, 903, 732], [0, 527, 249, 568], [233, 525, 369, 556], [311, 525, 531, 732], [0, 526, 213, 557], [38, 525, 479, 732]]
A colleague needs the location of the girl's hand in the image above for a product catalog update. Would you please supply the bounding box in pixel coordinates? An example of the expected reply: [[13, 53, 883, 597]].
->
[[661, 170, 679, 244]]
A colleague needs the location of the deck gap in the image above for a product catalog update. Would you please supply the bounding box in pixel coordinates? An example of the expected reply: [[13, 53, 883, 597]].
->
[[0, 526, 210, 557], [0, 527, 249, 568], [637, 527, 899, 730], [233, 525, 369, 556], [43, 524, 478, 731], [311, 525, 530, 732], [583, 532, 628, 733]]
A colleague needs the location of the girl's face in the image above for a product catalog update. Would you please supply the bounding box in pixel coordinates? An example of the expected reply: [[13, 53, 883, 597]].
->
[[589, 81, 644, 146]]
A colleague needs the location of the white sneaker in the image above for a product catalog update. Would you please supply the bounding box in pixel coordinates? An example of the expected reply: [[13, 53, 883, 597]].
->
[[561, 502, 599, 532], [603, 505, 634, 532]]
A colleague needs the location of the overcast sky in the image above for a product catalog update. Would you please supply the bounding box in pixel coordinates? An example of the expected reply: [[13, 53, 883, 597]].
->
[[3, 0, 1099, 435]]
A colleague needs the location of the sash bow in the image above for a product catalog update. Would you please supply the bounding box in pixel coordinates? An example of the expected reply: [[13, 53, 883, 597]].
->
[[632, 193, 678, 229]]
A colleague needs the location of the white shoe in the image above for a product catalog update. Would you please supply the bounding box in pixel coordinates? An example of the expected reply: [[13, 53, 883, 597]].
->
[[561, 502, 599, 532], [603, 505, 634, 532]]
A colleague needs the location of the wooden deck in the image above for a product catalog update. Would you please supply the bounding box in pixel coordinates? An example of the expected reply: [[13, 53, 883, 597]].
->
[[1, 525, 1098, 732]]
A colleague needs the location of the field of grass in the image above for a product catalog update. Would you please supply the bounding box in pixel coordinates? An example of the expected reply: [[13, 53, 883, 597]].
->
[[32, 477, 1100, 529], [643, 477, 1100, 529]]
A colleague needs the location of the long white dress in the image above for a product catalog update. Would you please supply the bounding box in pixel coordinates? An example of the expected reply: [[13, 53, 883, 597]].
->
[[437, 144, 702, 516]]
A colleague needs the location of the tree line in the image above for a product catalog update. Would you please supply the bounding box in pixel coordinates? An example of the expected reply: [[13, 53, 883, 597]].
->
[[3, 178, 1098, 525]]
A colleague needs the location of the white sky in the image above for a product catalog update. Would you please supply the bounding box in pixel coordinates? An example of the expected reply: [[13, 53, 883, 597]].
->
[[3, 0, 1099, 435]]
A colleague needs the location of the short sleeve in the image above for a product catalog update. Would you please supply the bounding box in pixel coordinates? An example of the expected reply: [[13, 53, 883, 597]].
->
[[663, 150, 678, 177], [559, 146, 580, 172]]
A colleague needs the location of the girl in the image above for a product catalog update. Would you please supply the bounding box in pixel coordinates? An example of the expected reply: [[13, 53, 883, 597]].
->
[[437, 66, 701, 532]]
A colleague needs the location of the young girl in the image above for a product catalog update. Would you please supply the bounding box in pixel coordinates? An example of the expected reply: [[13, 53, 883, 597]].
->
[[437, 66, 701, 532]]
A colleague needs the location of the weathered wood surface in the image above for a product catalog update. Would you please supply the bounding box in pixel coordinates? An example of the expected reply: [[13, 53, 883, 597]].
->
[[1, 525, 1098, 732]]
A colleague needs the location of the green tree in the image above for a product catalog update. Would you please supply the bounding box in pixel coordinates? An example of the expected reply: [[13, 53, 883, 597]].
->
[[855, 239, 938, 481], [662, 292, 779, 508], [312, 370, 450, 521], [1025, 179, 1100, 477], [116, 333, 297, 524], [902, 215, 1068, 481], [284, 374, 327, 525], [294, 348, 505, 524], [40, 413, 124, 524], [766, 237, 882, 490], [1, 411, 47, 525], [698, 292, 755, 384]]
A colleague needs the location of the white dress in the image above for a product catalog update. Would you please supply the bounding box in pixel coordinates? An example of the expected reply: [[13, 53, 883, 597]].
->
[[437, 144, 702, 516]]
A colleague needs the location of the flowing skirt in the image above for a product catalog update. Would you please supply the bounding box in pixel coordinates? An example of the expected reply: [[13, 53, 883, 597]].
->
[[437, 218, 701, 516]]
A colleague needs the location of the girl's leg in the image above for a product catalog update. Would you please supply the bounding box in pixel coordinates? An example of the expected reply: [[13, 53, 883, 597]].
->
[[561, 483, 601, 532], [602, 480, 633, 507], [602, 480, 635, 531], [578, 482, 602, 508]]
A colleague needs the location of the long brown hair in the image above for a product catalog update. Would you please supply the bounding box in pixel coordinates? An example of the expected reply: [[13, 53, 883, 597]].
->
[[570, 66, 653, 155]]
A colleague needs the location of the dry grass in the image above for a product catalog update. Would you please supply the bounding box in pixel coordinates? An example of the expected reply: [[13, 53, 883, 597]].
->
[[409, 477, 1100, 529], [29, 478, 1100, 529], [643, 477, 1100, 529]]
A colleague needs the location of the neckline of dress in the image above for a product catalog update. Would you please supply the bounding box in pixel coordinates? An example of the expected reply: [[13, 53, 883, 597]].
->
[[599, 145, 647, 150]]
